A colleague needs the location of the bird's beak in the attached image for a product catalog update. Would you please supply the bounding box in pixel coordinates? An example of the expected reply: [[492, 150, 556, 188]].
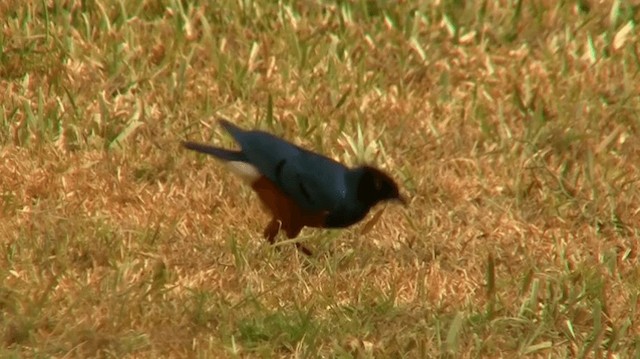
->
[[395, 195, 408, 207]]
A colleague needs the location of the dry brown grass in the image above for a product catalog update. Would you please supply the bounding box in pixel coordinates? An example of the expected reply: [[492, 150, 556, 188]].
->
[[1, 1, 639, 357]]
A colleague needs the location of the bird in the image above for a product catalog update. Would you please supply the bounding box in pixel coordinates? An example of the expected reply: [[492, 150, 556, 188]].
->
[[182, 118, 406, 255]]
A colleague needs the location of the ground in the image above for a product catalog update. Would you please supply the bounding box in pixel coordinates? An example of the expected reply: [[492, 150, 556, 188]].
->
[[1, 1, 639, 357]]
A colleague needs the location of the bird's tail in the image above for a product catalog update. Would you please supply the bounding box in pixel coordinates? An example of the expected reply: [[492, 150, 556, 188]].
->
[[218, 118, 245, 139], [181, 141, 247, 162], [182, 118, 249, 161]]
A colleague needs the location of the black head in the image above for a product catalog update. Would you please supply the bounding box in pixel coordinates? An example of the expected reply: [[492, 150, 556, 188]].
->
[[356, 166, 406, 207]]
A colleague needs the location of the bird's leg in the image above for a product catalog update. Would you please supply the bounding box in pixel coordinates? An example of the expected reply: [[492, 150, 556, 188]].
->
[[295, 243, 313, 256], [263, 218, 281, 244], [285, 224, 312, 256], [263, 218, 312, 256]]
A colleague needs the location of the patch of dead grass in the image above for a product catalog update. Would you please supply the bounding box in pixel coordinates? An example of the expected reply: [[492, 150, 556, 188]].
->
[[1, 1, 639, 357]]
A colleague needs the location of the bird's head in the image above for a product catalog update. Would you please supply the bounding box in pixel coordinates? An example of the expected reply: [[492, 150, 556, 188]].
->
[[356, 166, 406, 207]]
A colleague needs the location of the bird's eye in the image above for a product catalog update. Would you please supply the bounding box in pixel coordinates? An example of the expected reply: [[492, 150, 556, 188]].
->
[[373, 177, 382, 191]]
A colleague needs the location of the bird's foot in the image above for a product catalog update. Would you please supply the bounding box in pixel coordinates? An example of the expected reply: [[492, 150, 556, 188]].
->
[[295, 242, 313, 256], [263, 219, 281, 244]]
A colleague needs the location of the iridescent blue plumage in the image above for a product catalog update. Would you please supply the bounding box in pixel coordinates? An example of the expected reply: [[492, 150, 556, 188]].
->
[[182, 119, 405, 246]]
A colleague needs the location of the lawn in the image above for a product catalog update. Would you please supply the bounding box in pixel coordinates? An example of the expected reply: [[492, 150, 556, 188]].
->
[[1, 0, 639, 357]]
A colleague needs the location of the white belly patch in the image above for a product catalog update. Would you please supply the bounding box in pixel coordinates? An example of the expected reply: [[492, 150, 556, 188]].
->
[[225, 161, 261, 183]]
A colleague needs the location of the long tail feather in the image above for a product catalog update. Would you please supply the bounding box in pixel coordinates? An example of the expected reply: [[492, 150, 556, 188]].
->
[[181, 141, 247, 162], [218, 118, 244, 139]]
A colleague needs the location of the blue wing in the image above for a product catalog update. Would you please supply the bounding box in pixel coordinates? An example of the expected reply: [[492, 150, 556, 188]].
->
[[220, 119, 348, 212]]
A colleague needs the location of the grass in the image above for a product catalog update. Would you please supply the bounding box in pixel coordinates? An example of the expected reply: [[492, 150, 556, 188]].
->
[[1, 0, 639, 357]]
